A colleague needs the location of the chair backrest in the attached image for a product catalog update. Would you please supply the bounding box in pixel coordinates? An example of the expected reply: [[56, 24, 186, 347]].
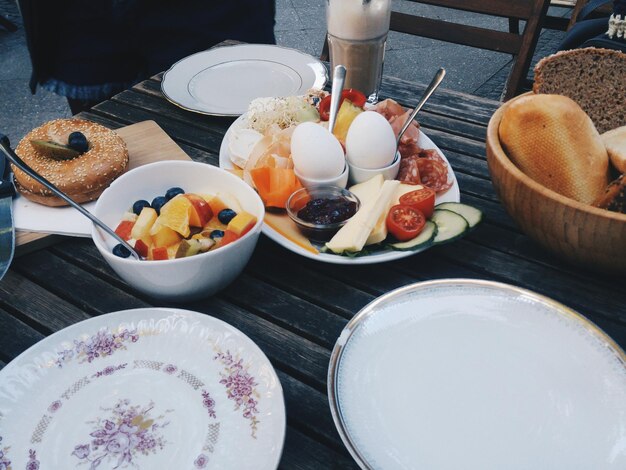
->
[[322, 0, 551, 101]]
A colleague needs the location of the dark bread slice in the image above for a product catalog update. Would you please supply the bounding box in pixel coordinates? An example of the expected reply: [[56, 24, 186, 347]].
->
[[533, 48, 626, 134], [594, 174, 626, 213]]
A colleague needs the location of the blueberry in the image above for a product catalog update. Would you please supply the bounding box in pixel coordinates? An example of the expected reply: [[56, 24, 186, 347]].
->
[[113, 244, 131, 258], [218, 208, 237, 224], [165, 187, 185, 200], [68, 131, 89, 153], [151, 196, 168, 215], [132, 200, 151, 215], [209, 229, 224, 239]]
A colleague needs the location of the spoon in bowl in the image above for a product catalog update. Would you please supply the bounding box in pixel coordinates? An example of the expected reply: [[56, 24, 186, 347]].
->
[[396, 68, 446, 148], [0, 134, 143, 260]]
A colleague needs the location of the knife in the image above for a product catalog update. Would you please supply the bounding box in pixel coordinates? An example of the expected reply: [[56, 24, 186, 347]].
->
[[0, 134, 16, 280]]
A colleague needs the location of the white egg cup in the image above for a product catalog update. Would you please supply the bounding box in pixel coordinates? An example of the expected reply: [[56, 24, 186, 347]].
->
[[347, 151, 401, 185], [295, 163, 349, 190]]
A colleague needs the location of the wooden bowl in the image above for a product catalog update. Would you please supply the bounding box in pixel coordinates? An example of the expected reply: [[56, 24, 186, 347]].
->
[[486, 96, 626, 274]]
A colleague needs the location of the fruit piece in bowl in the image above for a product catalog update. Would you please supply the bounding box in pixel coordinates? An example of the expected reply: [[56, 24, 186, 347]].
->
[[92, 161, 265, 301]]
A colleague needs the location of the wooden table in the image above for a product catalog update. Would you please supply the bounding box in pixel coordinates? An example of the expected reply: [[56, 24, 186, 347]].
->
[[2, 43, 625, 469]]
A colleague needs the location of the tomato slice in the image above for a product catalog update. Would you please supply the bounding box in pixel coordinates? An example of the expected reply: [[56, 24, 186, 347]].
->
[[399, 187, 436, 219], [386, 204, 426, 241], [318, 89, 367, 121]]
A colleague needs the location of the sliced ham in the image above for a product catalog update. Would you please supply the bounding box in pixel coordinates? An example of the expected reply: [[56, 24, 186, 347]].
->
[[374, 98, 406, 120]]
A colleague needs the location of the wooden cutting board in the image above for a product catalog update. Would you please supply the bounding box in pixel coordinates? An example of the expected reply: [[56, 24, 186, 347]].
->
[[15, 120, 191, 253]]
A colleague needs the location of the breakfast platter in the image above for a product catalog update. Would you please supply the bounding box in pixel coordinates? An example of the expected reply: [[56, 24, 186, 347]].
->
[[219, 113, 461, 264], [0, 308, 286, 469]]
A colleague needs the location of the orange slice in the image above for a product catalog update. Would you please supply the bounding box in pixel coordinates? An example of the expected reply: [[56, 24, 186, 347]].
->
[[158, 195, 191, 237]]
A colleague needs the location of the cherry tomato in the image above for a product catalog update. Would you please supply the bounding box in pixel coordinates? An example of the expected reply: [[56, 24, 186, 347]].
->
[[318, 89, 367, 121], [386, 204, 426, 241], [399, 187, 436, 218]]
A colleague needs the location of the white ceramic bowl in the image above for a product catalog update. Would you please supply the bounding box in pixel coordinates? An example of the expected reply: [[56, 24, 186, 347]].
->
[[294, 163, 349, 190], [92, 161, 265, 301], [347, 151, 401, 185]]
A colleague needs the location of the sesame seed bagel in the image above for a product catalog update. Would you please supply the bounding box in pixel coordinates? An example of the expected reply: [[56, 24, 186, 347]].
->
[[12, 119, 129, 206]]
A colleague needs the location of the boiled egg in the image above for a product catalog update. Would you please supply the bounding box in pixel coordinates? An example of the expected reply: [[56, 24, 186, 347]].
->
[[291, 122, 345, 179], [345, 111, 397, 169]]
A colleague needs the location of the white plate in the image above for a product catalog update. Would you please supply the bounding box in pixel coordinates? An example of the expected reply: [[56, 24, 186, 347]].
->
[[219, 116, 460, 265], [0, 308, 285, 469], [162, 44, 328, 116], [328, 279, 626, 470]]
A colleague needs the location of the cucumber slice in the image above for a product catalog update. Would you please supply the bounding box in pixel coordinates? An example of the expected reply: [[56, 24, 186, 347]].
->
[[435, 202, 483, 230], [432, 209, 469, 245], [390, 221, 437, 251]]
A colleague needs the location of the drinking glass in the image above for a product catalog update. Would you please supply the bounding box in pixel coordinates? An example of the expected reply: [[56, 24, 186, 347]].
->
[[326, 0, 392, 103]]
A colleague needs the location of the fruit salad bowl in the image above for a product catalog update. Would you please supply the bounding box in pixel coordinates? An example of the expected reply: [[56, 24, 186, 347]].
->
[[92, 161, 265, 301]]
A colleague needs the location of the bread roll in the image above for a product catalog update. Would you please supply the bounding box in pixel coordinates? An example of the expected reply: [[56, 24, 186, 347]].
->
[[499, 94, 609, 205], [601, 125, 626, 173]]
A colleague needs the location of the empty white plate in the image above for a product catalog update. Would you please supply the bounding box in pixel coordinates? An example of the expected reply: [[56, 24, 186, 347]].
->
[[328, 279, 626, 470], [161, 44, 328, 116]]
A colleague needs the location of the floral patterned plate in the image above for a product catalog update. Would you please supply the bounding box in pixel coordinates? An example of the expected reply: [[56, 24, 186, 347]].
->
[[0, 308, 285, 470], [328, 279, 626, 470]]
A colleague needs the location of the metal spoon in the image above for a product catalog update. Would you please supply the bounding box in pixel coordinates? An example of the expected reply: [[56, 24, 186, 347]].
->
[[0, 134, 143, 260], [396, 68, 446, 147], [328, 64, 346, 134]]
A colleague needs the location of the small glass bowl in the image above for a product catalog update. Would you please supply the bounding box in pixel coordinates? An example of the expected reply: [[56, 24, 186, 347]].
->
[[286, 186, 361, 242]]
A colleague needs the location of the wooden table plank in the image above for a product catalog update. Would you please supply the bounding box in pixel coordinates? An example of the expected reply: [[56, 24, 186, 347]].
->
[[221, 274, 348, 349], [279, 427, 358, 470], [0, 269, 91, 332], [12, 250, 152, 314], [0, 307, 46, 362]]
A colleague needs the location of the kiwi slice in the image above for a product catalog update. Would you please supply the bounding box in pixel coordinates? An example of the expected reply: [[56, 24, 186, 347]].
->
[[30, 140, 81, 160]]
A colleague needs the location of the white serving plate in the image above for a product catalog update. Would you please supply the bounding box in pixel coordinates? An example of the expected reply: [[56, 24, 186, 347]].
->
[[0, 308, 285, 469], [328, 279, 626, 470], [219, 115, 460, 265], [162, 44, 328, 116]]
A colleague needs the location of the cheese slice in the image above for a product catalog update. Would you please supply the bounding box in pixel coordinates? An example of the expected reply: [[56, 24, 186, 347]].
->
[[366, 182, 421, 246], [326, 180, 400, 253], [264, 212, 318, 254], [349, 174, 384, 207], [229, 128, 264, 168]]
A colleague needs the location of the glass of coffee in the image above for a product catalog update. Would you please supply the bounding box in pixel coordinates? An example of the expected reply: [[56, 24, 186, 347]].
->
[[326, 0, 391, 103]]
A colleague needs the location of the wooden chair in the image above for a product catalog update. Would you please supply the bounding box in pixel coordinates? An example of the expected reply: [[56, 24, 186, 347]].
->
[[322, 0, 551, 101], [513, 0, 613, 33]]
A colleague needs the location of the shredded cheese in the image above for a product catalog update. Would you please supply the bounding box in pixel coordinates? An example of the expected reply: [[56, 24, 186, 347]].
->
[[244, 89, 327, 134]]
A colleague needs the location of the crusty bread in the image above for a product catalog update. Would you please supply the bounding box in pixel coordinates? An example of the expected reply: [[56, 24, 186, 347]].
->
[[499, 94, 609, 205], [533, 48, 626, 134], [594, 174, 626, 213], [601, 125, 626, 173], [13, 119, 128, 206]]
